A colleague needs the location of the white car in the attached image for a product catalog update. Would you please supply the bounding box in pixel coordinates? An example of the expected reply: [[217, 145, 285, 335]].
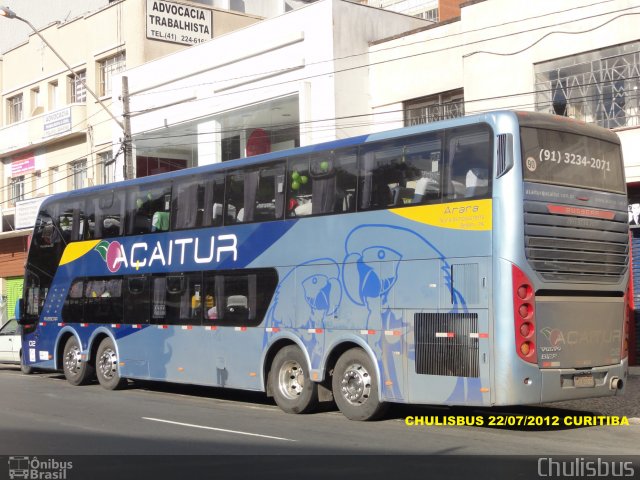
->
[[0, 319, 21, 363]]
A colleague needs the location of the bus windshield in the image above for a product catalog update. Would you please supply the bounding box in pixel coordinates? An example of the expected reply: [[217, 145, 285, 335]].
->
[[520, 127, 625, 194]]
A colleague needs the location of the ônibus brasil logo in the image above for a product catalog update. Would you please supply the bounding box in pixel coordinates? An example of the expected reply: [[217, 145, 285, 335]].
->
[[95, 240, 124, 273]]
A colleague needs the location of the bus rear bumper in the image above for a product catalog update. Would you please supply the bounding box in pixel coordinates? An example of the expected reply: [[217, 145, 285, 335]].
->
[[539, 359, 628, 403]]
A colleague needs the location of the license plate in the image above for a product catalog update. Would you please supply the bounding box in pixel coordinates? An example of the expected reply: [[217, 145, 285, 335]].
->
[[574, 374, 595, 388]]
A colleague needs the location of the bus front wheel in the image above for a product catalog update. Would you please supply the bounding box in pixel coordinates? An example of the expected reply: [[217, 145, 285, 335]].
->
[[332, 348, 387, 421], [62, 336, 95, 386], [270, 345, 318, 414], [95, 337, 126, 390]]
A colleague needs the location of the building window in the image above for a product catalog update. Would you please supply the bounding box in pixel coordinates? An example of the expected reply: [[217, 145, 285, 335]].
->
[[31, 87, 42, 116], [416, 8, 438, 22], [7, 94, 23, 124], [99, 52, 126, 97], [69, 71, 87, 103], [71, 159, 88, 190], [10, 176, 25, 204], [535, 42, 640, 129], [99, 151, 116, 184], [404, 89, 465, 126], [48, 81, 59, 110]]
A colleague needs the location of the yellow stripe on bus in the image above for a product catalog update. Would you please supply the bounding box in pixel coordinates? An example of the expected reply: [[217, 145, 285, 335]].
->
[[59, 240, 101, 266], [390, 199, 492, 231]]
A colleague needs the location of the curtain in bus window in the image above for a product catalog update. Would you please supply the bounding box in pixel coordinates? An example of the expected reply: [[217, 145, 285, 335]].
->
[[242, 171, 259, 222], [173, 181, 199, 230]]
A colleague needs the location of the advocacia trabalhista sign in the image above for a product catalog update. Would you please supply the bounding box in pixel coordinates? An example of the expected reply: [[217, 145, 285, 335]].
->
[[146, 0, 212, 46]]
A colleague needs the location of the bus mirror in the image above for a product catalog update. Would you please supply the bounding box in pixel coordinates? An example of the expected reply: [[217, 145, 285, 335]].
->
[[15, 298, 24, 323]]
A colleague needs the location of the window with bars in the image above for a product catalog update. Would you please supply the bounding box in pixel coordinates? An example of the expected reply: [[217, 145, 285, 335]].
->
[[404, 89, 465, 127], [69, 70, 87, 103], [99, 52, 126, 97], [10, 176, 25, 204], [99, 151, 116, 184], [7, 94, 23, 124], [534, 42, 640, 129]]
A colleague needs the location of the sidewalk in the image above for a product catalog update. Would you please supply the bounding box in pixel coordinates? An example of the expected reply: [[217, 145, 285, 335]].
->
[[629, 366, 640, 377]]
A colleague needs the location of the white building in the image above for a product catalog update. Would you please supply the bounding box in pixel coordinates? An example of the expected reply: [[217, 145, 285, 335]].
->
[[112, 0, 429, 173]]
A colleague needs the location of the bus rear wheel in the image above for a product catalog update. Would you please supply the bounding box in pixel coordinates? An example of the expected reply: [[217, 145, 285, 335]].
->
[[95, 337, 126, 390], [270, 345, 318, 414], [62, 336, 95, 386], [332, 348, 387, 421]]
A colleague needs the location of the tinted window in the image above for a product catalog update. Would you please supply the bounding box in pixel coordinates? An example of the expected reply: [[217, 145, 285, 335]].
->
[[127, 184, 171, 235], [358, 134, 443, 210], [290, 149, 358, 216], [444, 125, 493, 201], [62, 279, 85, 323], [94, 191, 124, 238], [124, 275, 150, 324], [226, 164, 285, 224], [151, 273, 203, 325], [203, 268, 278, 327], [172, 174, 225, 230], [84, 277, 123, 323], [520, 127, 625, 193]]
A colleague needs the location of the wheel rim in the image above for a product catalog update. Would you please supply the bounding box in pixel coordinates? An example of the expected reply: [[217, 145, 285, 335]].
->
[[64, 344, 82, 376], [98, 347, 118, 380], [277, 360, 305, 400], [339, 362, 371, 406]]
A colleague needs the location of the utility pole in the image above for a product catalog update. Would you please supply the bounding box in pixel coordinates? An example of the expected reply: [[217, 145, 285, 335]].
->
[[121, 76, 134, 180]]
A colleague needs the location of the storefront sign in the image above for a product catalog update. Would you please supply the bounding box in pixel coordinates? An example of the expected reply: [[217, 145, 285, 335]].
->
[[146, 0, 212, 46], [11, 152, 35, 177], [44, 107, 72, 137], [15, 196, 48, 230]]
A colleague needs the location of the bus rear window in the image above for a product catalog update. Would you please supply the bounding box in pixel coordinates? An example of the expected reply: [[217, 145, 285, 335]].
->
[[520, 127, 625, 193]]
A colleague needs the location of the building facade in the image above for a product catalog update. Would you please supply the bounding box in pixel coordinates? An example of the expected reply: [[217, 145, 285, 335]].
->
[[0, 0, 260, 324]]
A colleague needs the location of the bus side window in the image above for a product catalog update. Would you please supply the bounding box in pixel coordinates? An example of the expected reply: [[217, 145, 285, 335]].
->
[[62, 279, 85, 323], [172, 174, 225, 230], [124, 275, 150, 325], [226, 172, 244, 224], [126, 184, 171, 235], [204, 269, 278, 327], [308, 149, 357, 215], [84, 277, 123, 324], [95, 191, 124, 238], [287, 156, 313, 217], [444, 126, 492, 201], [152, 273, 203, 325]]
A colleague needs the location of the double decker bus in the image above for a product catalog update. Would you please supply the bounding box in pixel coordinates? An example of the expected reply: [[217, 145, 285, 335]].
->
[[19, 111, 629, 421]]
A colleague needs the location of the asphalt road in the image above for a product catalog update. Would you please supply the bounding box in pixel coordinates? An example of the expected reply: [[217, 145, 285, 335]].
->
[[0, 365, 638, 479]]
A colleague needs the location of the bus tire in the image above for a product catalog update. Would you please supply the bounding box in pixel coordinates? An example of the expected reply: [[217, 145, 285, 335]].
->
[[270, 345, 318, 414], [20, 352, 33, 375], [95, 337, 126, 390], [62, 336, 95, 386], [332, 348, 387, 421]]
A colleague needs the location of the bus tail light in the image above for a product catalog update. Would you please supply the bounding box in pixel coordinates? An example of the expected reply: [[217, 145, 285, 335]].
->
[[513, 265, 537, 364], [622, 286, 630, 360]]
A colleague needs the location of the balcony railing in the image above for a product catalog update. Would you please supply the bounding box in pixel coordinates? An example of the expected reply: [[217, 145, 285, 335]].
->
[[0, 104, 87, 156]]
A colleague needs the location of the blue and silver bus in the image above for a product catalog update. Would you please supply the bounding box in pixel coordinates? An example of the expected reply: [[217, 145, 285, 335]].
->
[[19, 111, 629, 420]]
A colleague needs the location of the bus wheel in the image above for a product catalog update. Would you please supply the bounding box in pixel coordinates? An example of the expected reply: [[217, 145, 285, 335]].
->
[[332, 348, 387, 421], [270, 345, 318, 414], [95, 337, 126, 390], [62, 336, 95, 386], [20, 352, 33, 375]]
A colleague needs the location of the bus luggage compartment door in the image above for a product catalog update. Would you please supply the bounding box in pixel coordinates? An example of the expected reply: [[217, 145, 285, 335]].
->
[[535, 296, 623, 369]]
